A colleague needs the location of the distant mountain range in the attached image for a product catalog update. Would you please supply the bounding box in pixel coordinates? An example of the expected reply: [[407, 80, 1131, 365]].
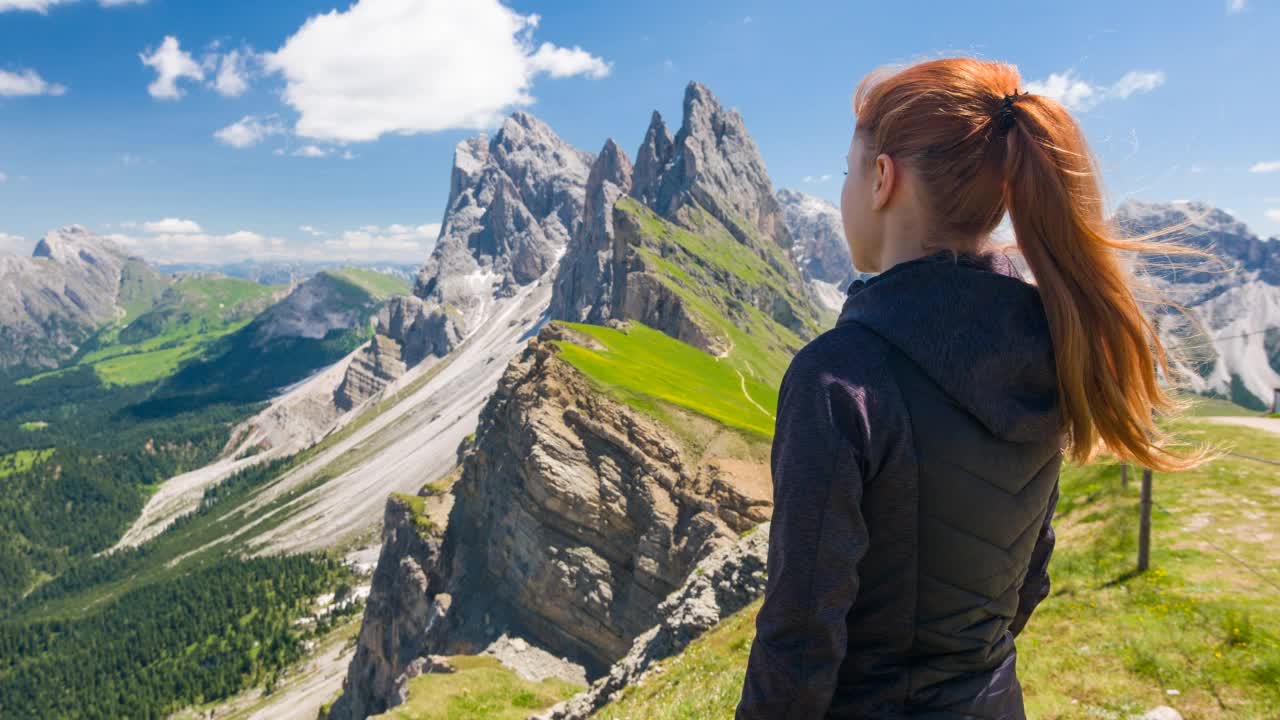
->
[[1115, 199, 1280, 409], [3, 78, 1278, 720]]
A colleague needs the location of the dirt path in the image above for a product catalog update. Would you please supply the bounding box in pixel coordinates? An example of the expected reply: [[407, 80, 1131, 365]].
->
[[736, 368, 774, 420], [1204, 415, 1280, 437]]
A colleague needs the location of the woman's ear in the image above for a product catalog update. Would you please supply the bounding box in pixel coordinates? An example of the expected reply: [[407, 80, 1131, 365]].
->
[[872, 153, 896, 211]]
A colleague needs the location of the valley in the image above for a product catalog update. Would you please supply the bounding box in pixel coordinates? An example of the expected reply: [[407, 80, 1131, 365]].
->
[[1, 78, 1277, 720]]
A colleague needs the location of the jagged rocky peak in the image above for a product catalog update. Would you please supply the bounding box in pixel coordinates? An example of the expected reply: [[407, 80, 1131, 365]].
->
[[31, 224, 125, 264], [777, 188, 858, 311], [0, 225, 146, 372], [630, 111, 673, 207], [548, 138, 634, 323], [1113, 199, 1254, 238], [414, 111, 592, 316], [636, 81, 791, 248], [1113, 199, 1280, 284]]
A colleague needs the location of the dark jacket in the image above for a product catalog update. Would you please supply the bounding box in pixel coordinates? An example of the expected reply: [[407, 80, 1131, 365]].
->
[[737, 251, 1063, 720]]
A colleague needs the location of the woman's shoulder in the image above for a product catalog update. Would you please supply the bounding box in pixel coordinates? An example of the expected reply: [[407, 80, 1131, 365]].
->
[[783, 322, 898, 395]]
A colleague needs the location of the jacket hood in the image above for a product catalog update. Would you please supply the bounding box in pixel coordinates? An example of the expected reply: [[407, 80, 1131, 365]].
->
[[836, 250, 1061, 443]]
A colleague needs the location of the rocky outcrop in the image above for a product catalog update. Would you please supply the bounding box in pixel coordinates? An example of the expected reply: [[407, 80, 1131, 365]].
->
[[536, 523, 770, 720], [548, 139, 634, 324], [248, 271, 381, 346], [330, 495, 446, 720], [412, 112, 591, 351], [374, 295, 463, 368], [1114, 200, 1280, 408], [0, 226, 164, 373], [1114, 199, 1280, 284], [550, 82, 820, 354], [777, 188, 859, 312], [638, 82, 793, 250], [334, 334, 407, 411], [330, 323, 772, 718]]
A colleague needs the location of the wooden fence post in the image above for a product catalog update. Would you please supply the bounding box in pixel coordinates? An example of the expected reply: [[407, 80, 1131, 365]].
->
[[1120, 463, 1129, 489], [1138, 468, 1153, 572]]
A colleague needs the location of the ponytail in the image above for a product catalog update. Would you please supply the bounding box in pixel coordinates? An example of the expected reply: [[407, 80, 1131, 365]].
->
[[1002, 95, 1202, 470], [853, 58, 1207, 470]]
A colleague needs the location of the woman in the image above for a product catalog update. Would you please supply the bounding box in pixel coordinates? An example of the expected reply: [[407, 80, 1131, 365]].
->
[[736, 58, 1199, 719]]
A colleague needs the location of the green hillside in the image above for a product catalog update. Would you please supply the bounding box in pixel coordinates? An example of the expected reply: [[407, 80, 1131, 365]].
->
[[615, 197, 821, 382], [328, 266, 412, 298], [595, 419, 1280, 720], [19, 275, 281, 387], [553, 321, 777, 438]]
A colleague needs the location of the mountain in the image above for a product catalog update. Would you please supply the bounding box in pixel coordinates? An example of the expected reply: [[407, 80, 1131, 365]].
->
[[157, 259, 420, 287], [410, 111, 592, 355], [330, 81, 819, 719], [776, 187, 859, 312], [1114, 199, 1280, 409], [0, 226, 166, 375]]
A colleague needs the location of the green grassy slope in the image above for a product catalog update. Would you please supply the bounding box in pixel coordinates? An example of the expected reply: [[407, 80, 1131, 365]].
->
[[595, 419, 1280, 720], [373, 656, 583, 720], [614, 197, 822, 383], [553, 321, 777, 438], [328, 267, 412, 299], [19, 275, 281, 387]]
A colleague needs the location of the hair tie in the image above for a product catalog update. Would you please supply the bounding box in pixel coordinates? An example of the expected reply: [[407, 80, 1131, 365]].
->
[[996, 91, 1024, 131]]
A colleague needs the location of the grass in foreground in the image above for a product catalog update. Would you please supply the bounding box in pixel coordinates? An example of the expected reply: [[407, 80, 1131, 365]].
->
[[596, 420, 1280, 719], [552, 321, 777, 438], [374, 655, 583, 720]]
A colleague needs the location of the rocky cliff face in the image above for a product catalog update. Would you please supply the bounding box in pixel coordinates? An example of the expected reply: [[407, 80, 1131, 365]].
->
[[548, 139, 634, 324], [550, 82, 820, 359], [538, 522, 770, 720], [1114, 200, 1280, 408], [334, 334, 408, 412], [777, 188, 859, 312], [332, 323, 772, 718], [331, 494, 446, 720], [248, 271, 381, 346], [413, 112, 591, 346], [0, 226, 163, 373], [633, 82, 792, 250]]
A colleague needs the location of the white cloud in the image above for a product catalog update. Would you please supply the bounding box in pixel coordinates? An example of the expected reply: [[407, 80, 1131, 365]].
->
[[1108, 70, 1166, 100], [214, 114, 285, 148], [1265, 209, 1280, 223], [0, 0, 73, 12], [140, 36, 203, 100], [526, 43, 610, 79], [1228, 0, 1247, 13], [0, 68, 67, 96], [212, 48, 252, 97], [106, 228, 277, 264], [0, 0, 143, 9], [802, 174, 832, 183], [263, 0, 611, 142], [1025, 68, 1165, 112], [322, 223, 441, 261], [341, 150, 357, 160], [1249, 161, 1280, 173], [141, 217, 202, 234], [0, 232, 28, 256], [292, 145, 329, 158], [103, 220, 439, 263]]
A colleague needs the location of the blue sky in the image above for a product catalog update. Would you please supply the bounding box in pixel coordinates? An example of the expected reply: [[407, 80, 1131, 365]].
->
[[0, 0, 1277, 263]]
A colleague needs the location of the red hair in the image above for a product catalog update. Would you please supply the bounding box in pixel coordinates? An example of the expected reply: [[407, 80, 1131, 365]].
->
[[853, 57, 1203, 470]]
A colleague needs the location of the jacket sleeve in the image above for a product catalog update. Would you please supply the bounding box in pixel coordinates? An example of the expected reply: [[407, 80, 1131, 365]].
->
[[1009, 480, 1058, 638], [736, 350, 870, 720]]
